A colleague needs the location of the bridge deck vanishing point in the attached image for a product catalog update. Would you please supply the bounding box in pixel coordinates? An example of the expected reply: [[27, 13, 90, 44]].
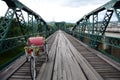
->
[[1, 30, 120, 80]]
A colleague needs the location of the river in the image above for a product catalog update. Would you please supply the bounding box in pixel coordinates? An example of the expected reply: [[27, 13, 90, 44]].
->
[[105, 32, 120, 38]]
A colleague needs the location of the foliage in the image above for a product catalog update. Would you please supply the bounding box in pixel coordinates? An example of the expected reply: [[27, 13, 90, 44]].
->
[[0, 45, 24, 65], [65, 23, 75, 28], [7, 18, 23, 37]]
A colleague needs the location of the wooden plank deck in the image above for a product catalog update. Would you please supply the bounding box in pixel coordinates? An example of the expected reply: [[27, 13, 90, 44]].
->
[[37, 30, 120, 80], [1, 30, 120, 80], [36, 30, 104, 80], [36, 31, 88, 80]]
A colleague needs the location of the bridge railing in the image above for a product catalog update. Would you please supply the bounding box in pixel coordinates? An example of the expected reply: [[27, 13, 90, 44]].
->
[[65, 29, 120, 62], [65, 0, 120, 62], [0, 0, 56, 70]]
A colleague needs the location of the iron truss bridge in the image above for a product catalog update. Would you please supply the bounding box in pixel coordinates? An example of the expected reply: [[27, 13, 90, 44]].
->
[[0, 0, 120, 80]]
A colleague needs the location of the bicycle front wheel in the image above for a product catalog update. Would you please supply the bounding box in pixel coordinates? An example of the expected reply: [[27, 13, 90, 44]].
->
[[30, 57, 37, 80]]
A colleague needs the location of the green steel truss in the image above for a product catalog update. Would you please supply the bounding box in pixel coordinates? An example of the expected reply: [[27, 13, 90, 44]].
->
[[90, 10, 113, 48], [55, 22, 66, 30], [100, 10, 113, 35], [0, 0, 119, 66], [92, 14, 98, 34], [0, 8, 15, 50], [65, 1, 120, 62], [72, 0, 120, 48], [28, 14, 34, 34], [0, 0, 52, 54], [37, 18, 42, 33], [0, 8, 15, 40], [15, 8, 27, 35], [114, 9, 120, 22]]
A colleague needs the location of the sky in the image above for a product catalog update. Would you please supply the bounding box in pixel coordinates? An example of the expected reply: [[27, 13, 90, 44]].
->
[[0, 0, 111, 23]]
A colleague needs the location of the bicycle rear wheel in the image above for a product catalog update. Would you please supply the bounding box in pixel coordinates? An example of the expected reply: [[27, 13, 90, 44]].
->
[[30, 57, 37, 80]]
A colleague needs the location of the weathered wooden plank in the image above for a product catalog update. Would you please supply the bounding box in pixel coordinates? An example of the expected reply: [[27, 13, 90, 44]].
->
[[9, 79, 31, 80], [53, 32, 87, 80], [36, 32, 59, 80], [11, 75, 31, 78], [63, 32, 104, 80], [0, 55, 26, 80]]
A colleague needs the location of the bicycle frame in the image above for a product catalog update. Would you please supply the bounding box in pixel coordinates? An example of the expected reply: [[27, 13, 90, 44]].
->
[[24, 46, 37, 80]]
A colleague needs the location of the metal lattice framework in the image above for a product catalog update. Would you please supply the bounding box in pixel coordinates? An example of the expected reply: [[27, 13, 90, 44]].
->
[[0, 0, 52, 54], [15, 8, 27, 35], [0, 8, 15, 39], [72, 0, 120, 48], [55, 22, 66, 30]]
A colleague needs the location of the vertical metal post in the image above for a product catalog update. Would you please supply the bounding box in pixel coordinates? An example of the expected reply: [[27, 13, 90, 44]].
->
[[44, 22, 47, 38], [94, 14, 98, 34], [33, 18, 38, 36], [81, 18, 87, 33], [87, 18, 91, 34], [114, 8, 120, 22], [90, 13, 98, 48], [28, 14, 34, 35], [92, 13, 98, 34], [78, 22, 80, 38], [92, 14, 94, 34], [36, 18, 41, 33]]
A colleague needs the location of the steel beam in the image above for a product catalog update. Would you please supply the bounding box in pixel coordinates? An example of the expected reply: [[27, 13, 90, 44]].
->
[[28, 14, 34, 34], [0, 8, 15, 39], [15, 8, 27, 35], [114, 8, 120, 22], [37, 18, 42, 33], [92, 14, 98, 34], [0, 8, 15, 50], [99, 10, 113, 35], [3, 0, 46, 25], [72, 0, 120, 32]]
